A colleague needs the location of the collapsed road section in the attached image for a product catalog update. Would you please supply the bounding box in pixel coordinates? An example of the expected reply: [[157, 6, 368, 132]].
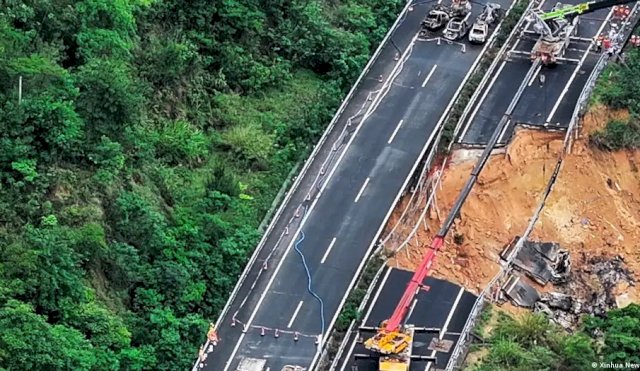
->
[[329, 1, 639, 370], [380, 2, 639, 370], [193, 0, 516, 370]]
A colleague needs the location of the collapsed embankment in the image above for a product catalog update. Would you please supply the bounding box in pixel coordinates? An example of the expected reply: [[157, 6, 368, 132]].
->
[[386, 105, 640, 310]]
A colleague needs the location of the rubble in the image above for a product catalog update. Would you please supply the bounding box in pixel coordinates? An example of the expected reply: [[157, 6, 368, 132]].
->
[[502, 239, 571, 285], [501, 251, 635, 328], [502, 274, 541, 307], [386, 105, 640, 329]]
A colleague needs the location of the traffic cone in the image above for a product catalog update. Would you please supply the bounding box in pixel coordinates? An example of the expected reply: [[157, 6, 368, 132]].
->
[[378, 75, 383, 83], [274, 329, 279, 338], [394, 52, 400, 61], [261, 327, 266, 336], [294, 332, 299, 341], [315, 335, 320, 345], [231, 318, 236, 327]]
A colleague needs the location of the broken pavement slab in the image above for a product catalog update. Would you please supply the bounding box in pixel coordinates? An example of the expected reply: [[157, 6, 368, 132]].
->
[[501, 239, 571, 285], [501, 274, 541, 307]]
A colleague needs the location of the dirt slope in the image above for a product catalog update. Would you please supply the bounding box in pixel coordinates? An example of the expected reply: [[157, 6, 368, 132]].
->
[[387, 106, 640, 304]]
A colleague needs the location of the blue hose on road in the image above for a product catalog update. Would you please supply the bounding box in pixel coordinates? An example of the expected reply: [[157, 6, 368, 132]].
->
[[294, 231, 326, 334]]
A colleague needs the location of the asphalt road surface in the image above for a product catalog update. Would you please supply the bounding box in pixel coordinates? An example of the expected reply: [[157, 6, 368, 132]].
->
[[333, 269, 477, 371], [197, 1, 512, 370], [458, 0, 613, 146]]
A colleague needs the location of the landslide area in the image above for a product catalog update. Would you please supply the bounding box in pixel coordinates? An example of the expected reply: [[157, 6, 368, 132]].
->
[[387, 106, 640, 305]]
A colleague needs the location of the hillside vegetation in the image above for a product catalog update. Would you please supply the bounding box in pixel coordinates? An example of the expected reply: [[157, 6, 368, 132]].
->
[[591, 30, 640, 149], [0, 1, 403, 369], [470, 306, 640, 371]]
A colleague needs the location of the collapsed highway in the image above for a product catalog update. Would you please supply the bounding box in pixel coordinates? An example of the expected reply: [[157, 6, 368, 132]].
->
[[332, 0, 640, 370], [193, 0, 515, 370], [194, 0, 639, 369]]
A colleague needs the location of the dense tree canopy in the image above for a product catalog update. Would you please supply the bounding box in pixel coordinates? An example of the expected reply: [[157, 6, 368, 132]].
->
[[0, 0, 402, 369], [472, 306, 640, 371], [591, 30, 640, 150]]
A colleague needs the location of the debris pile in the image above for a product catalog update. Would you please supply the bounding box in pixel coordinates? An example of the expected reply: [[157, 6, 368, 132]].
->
[[385, 104, 640, 330], [501, 247, 635, 329], [567, 254, 635, 317], [502, 239, 571, 285]]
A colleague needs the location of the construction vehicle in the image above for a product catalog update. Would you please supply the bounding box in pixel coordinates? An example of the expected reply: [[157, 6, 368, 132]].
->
[[469, 3, 503, 44], [443, 11, 472, 40], [361, 236, 446, 371], [527, 0, 637, 64], [359, 4, 637, 364]]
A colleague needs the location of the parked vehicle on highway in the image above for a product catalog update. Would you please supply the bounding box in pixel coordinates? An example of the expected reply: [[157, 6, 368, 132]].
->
[[422, 4, 451, 31], [469, 3, 502, 44], [443, 12, 471, 41]]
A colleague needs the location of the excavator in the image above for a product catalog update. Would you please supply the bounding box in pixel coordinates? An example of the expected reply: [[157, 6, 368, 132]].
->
[[360, 3, 637, 369], [526, 0, 637, 64]]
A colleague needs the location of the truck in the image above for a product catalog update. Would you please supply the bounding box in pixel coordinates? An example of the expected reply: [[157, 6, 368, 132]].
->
[[528, 0, 637, 64], [360, 3, 639, 370]]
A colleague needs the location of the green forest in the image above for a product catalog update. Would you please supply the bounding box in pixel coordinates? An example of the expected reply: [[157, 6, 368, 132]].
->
[[591, 28, 640, 149], [470, 305, 640, 370], [0, 0, 403, 369]]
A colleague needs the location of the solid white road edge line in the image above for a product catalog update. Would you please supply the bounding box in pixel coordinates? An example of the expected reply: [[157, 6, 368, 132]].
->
[[497, 119, 512, 143], [546, 10, 612, 123], [425, 286, 465, 371], [222, 32, 418, 371], [339, 267, 392, 371], [311, 6, 504, 368], [458, 60, 507, 141], [362, 267, 392, 324], [528, 64, 542, 87]]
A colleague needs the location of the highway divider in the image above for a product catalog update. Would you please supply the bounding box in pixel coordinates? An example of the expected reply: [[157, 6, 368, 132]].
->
[[444, 0, 534, 150], [444, 4, 640, 369]]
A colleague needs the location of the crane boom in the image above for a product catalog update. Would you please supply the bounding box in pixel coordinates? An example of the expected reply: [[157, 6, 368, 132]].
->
[[539, 0, 634, 21], [384, 237, 444, 332], [384, 0, 638, 329]]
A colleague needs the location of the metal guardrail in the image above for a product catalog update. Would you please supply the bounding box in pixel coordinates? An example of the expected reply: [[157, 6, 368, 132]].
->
[[191, 1, 416, 369], [444, 4, 640, 369], [327, 263, 386, 370]]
